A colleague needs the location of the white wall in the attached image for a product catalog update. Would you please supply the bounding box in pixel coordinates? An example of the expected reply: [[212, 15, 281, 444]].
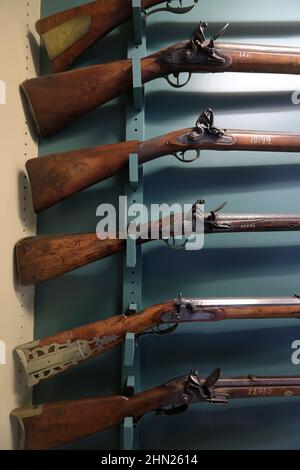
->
[[0, 0, 40, 450]]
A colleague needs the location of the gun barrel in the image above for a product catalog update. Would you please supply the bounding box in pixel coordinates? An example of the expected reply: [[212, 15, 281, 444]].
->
[[204, 213, 300, 233], [162, 296, 300, 323], [217, 376, 300, 400]]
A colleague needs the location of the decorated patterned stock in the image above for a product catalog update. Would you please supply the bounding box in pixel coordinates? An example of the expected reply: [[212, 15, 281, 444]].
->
[[15, 204, 300, 285], [21, 21, 300, 137], [16, 295, 300, 387], [25, 109, 300, 213], [36, 0, 199, 73], [11, 369, 300, 449]]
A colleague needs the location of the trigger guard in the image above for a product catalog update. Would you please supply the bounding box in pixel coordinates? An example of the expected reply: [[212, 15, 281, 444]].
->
[[147, 1, 198, 17], [154, 323, 178, 335], [165, 72, 192, 88], [158, 403, 189, 416], [173, 149, 201, 163]]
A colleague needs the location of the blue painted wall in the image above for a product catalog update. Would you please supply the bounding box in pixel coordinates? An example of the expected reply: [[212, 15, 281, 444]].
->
[[35, 0, 300, 449]]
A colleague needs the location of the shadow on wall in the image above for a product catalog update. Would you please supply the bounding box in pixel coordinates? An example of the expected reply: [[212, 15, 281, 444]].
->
[[37, 174, 124, 234], [139, 399, 300, 449], [144, 163, 300, 202], [142, 244, 300, 289], [147, 21, 300, 47], [28, 31, 40, 76], [38, 98, 126, 153], [146, 90, 296, 121], [35, 263, 124, 335], [140, 325, 296, 372]]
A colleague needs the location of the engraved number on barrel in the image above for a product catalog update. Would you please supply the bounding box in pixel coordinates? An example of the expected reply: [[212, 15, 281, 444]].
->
[[251, 135, 272, 145], [240, 224, 256, 229], [248, 387, 272, 396], [240, 51, 251, 58]]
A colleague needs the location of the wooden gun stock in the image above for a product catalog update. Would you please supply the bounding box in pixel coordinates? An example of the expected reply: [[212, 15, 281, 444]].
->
[[36, 0, 175, 73], [11, 376, 182, 450], [15, 233, 130, 285], [16, 301, 175, 386], [11, 372, 300, 449], [26, 140, 140, 213], [22, 21, 300, 138], [11, 396, 139, 450], [21, 58, 158, 137]]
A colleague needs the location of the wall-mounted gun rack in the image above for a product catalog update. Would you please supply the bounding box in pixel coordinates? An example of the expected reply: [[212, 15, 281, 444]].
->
[[121, 0, 146, 451]]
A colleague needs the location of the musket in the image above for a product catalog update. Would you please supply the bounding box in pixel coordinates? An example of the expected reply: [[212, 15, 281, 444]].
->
[[11, 368, 300, 449], [15, 204, 300, 285], [26, 109, 300, 213], [16, 295, 300, 387], [21, 21, 300, 137], [36, 0, 199, 73]]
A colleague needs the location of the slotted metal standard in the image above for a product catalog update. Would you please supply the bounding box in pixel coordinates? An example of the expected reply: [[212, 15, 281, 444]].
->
[[121, 0, 146, 451]]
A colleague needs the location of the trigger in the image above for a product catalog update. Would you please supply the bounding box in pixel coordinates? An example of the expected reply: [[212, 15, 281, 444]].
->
[[157, 403, 189, 416], [165, 72, 192, 88], [173, 149, 201, 163]]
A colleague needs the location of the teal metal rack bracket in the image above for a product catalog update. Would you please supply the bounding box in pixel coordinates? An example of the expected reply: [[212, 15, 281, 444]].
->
[[128, 302, 138, 314], [121, 373, 136, 450], [129, 153, 139, 188], [131, 56, 143, 111], [121, 0, 146, 451], [121, 375, 136, 450], [126, 234, 137, 268], [129, 1, 144, 111], [124, 333, 136, 367], [132, 0, 143, 45], [121, 417, 134, 451], [125, 374, 136, 396], [126, 154, 139, 268]]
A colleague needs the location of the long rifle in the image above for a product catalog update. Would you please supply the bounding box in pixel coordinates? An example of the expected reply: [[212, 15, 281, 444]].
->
[[21, 22, 300, 137], [36, 0, 199, 73], [16, 295, 300, 387], [15, 206, 300, 285], [26, 109, 300, 213], [11, 368, 300, 449]]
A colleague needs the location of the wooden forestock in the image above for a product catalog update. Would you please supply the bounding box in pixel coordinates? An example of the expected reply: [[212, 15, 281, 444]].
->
[[36, 0, 164, 73], [26, 129, 300, 213], [21, 41, 300, 137], [38, 302, 174, 347]]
